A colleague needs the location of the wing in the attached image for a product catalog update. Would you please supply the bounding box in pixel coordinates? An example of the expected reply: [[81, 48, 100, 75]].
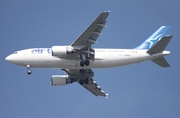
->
[[71, 11, 110, 48], [54, 11, 110, 61], [62, 69, 108, 98], [78, 77, 108, 98]]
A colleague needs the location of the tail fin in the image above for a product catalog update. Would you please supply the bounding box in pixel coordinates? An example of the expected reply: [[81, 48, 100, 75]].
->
[[135, 26, 172, 49]]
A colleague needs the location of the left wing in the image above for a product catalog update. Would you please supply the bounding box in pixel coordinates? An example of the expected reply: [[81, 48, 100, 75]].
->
[[53, 11, 110, 61], [71, 11, 110, 48], [62, 69, 108, 98]]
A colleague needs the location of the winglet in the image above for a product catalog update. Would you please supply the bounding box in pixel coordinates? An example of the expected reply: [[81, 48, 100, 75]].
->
[[107, 10, 112, 13], [106, 93, 109, 98], [104, 10, 112, 14]]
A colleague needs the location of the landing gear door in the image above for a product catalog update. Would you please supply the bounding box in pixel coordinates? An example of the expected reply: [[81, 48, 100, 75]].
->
[[88, 48, 95, 61]]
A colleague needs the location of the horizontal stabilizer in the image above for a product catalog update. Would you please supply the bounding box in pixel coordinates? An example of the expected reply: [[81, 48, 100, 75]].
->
[[152, 57, 170, 67], [147, 35, 173, 54]]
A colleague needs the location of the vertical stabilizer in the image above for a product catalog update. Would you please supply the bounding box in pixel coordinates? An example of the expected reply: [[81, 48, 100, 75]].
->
[[135, 26, 172, 49]]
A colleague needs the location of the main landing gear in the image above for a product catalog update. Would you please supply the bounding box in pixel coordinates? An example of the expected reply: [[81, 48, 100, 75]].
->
[[79, 77, 89, 85], [27, 65, 32, 75], [80, 53, 90, 67], [79, 69, 90, 85], [80, 60, 89, 67]]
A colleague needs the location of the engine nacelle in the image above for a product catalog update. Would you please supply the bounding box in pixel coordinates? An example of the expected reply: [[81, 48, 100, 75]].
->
[[51, 75, 72, 86], [51, 46, 76, 57]]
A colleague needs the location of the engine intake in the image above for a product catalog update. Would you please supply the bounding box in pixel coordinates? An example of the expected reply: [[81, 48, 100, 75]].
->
[[51, 75, 72, 86], [51, 46, 76, 57]]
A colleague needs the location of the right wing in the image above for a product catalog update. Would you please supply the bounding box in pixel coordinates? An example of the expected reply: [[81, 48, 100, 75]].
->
[[62, 69, 108, 98], [78, 77, 109, 98]]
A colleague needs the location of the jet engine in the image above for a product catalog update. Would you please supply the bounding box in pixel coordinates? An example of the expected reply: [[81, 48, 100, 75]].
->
[[51, 75, 72, 86], [51, 46, 76, 57]]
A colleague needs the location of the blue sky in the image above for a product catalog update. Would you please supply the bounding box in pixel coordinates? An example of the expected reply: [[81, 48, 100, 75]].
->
[[1, 0, 180, 118]]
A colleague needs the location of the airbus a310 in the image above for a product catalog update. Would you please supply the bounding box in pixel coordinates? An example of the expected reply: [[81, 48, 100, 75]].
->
[[5, 11, 173, 97]]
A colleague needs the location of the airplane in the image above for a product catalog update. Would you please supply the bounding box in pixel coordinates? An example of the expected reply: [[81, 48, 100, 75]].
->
[[5, 11, 173, 98]]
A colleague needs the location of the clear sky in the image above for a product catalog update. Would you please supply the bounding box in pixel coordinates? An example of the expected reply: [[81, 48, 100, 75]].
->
[[1, 0, 180, 118]]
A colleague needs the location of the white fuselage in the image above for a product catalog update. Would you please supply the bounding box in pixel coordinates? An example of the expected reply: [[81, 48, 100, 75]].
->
[[6, 48, 170, 69]]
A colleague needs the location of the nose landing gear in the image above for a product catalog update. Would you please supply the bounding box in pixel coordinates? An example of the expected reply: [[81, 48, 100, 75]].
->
[[27, 65, 32, 75]]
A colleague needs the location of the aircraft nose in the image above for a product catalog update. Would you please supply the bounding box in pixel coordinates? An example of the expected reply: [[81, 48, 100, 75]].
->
[[5, 55, 14, 62]]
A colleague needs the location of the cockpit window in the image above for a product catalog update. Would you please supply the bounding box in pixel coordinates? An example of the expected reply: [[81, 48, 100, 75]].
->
[[13, 51, 17, 54]]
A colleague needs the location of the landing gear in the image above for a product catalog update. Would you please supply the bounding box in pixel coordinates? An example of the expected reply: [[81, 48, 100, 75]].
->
[[84, 77, 89, 84], [79, 77, 89, 85], [80, 61, 85, 67], [27, 70, 32, 75], [84, 60, 89, 66], [80, 60, 90, 67], [79, 79, 84, 85], [27, 65, 32, 75], [80, 53, 90, 67]]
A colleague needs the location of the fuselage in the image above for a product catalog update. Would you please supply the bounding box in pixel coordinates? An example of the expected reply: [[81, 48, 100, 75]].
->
[[5, 48, 170, 69]]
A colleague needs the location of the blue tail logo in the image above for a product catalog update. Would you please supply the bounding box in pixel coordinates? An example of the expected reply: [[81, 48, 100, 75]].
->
[[135, 26, 172, 49]]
